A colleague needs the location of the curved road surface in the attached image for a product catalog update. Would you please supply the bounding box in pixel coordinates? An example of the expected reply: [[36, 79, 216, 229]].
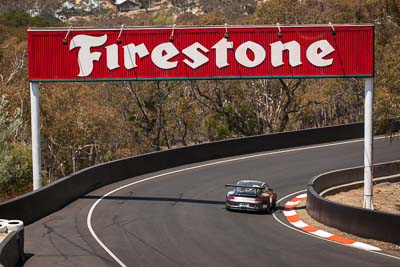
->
[[24, 137, 400, 266]]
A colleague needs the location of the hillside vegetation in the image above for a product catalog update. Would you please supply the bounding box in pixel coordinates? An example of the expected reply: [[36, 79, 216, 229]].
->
[[0, 0, 399, 199]]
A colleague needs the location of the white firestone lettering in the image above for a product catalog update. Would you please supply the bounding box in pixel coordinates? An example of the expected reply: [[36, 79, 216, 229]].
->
[[106, 44, 119, 70], [70, 34, 107, 77], [69, 34, 336, 76], [270, 41, 302, 67], [211, 38, 233, 68], [151, 42, 179, 70], [182, 42, 209, 69], [123, 43, 149, 69], [306, 40, 335, 67], [235, 41, 266, 68]]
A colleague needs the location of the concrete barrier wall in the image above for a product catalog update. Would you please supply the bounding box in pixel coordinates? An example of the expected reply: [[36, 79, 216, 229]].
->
[[0, 123, 363, 225], [0, 229, 24, 267], [307, 161, 400, 244]]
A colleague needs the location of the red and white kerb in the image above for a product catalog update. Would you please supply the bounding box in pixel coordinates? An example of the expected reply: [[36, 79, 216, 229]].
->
[[283, 193, 381, 251]]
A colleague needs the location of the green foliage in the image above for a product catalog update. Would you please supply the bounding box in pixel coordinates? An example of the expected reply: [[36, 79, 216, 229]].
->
[[254, 0, 305, 24], [0, 11, 60, 41], [375, 88, 400, 135], [375, 33, 400, 135], [0, 24, 6, 44], [205, 113, 230, 141], [379, 34, 400, 94], [0, 95, 22, 143], [197, 11, 226, 25], [0, 94, 30, 199], [151, 9, 175, 25], [0, 11, 55, 28], [0, 142, 32, 198]]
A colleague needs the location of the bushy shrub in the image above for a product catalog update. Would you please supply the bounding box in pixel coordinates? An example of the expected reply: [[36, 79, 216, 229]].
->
[[0, 11, 54, 28], [0, 142, 32, 199]]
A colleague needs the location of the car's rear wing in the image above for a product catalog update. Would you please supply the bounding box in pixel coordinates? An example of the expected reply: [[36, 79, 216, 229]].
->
[[225, 184, 265, 189]]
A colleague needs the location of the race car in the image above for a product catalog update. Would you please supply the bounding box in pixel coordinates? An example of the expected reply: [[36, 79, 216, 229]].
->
[[225, 180, 277, 213]]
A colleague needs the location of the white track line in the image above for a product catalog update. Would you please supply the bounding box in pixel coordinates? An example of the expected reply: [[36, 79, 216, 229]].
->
[[87, 136, 396, 266], [273, 191, 400, 261]]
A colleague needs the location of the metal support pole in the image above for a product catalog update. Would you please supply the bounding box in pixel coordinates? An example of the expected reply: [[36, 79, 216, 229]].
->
[[30, 82, 42, 190], [363, 78, 374, 209]]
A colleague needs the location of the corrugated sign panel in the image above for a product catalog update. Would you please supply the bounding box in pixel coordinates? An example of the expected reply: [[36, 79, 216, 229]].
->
[[28, 25, 374, 81]]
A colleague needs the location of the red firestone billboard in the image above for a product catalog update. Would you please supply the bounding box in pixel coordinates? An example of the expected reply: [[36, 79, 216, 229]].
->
[[28, 25, 374, 82]]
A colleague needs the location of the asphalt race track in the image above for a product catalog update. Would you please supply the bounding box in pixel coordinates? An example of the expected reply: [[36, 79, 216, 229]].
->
[[23, 137, 400, 267]]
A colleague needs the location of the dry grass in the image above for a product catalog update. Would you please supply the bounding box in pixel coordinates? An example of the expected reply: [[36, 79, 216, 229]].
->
[[326, 182, 400, 215]]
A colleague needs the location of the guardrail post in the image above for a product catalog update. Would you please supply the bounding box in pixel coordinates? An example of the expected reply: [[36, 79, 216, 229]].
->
[[363, 78, 374, 209], [30, 82, 42, 190]]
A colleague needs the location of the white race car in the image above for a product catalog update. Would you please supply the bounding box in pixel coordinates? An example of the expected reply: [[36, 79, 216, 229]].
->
[[225, 180, 277, 213]]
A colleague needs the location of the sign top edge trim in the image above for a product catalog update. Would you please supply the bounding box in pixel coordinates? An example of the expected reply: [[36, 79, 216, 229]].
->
[[27, 24, 374, 32]]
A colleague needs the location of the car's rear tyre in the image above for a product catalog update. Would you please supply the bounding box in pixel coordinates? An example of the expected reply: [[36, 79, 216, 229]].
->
[[264, 205, 271, 214]]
